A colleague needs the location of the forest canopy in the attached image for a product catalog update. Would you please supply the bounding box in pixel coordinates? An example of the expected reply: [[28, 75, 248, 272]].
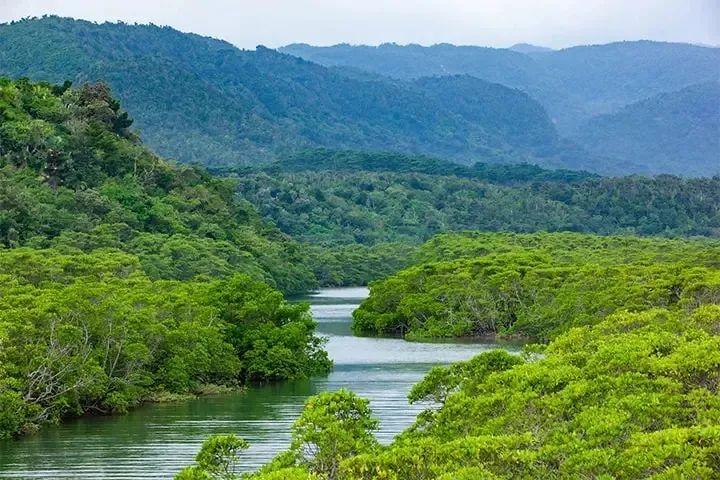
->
[[353, 232, 720, 340], [233, 154, 720, 246]]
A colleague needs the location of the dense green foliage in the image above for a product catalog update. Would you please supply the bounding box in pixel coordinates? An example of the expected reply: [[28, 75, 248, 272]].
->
[[353, 232, 720, 339], [573, 82, 720, 176], [0, 249, 331, 438], [177, 434, 250, 479], [0, 76, 318, 294], [178, 390, 379, 480], [279, 389, 379, 479], [234, 160, 720, 245], [185, 305, 720, 479], [0, 16, 582, 169], [340, 306, 720, 479]]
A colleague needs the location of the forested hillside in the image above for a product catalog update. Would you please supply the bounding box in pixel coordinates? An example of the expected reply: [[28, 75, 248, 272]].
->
[[0, 77, 318, 294], [281, 41, 720, 175], [0, 16, 582, 169], [231, 150, 720, 245], [573, 82, 720, 176], [281, 41, 720, 133], [0, 78, 341, 438]]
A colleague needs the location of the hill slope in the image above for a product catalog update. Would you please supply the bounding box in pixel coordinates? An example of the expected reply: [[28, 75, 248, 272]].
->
[[573, 82, 720, 176], [0, 16, 580, 169], [220, 150, 720, 245]]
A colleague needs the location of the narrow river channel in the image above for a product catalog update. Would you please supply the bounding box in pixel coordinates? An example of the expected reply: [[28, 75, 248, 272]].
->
[[0, 287, 520, 479]]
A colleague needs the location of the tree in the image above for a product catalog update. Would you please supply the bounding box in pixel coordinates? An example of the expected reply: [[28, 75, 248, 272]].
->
[[175, 434, 249, 480], [290, 389, 379, 480]]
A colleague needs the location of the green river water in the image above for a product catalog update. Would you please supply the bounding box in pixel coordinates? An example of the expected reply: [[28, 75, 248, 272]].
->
[[0, 287, 519, 479]]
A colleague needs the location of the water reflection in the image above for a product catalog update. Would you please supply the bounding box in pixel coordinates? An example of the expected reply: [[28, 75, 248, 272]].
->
[[0, 287, 518, 479]]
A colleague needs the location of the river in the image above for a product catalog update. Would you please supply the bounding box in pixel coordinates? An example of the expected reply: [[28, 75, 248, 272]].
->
[[0, 287, 519, 479]]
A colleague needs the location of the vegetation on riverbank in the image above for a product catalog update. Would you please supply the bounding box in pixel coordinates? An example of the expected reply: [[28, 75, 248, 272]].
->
[[177, 231, 720, 479], [0, 249, 331, 438], [353, 232, 720, 340], [179, 305, 720, 479]]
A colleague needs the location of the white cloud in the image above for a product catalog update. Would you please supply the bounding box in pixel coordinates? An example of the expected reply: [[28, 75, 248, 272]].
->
[[1, 0, 718, 49]]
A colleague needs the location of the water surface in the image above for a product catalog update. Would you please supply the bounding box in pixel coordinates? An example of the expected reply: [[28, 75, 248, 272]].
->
[[0, 287, 518, 478]]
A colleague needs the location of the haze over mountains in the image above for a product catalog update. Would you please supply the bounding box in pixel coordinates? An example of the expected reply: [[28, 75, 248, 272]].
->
[[574, 82, 720, 177], [0, 16, 582, 170], [0, 16, 717, 176], [280, 41, 719, 131]]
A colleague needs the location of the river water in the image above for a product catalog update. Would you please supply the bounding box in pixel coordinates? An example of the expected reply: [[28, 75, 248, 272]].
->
[[0, 287, 519, 479]]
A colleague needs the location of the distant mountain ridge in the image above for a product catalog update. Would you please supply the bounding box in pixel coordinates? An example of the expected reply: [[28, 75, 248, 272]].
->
[[0, 16, 585, 170], [573, 81, 720, 176], [279, 41, 719, 132], [0, 17, 717, 176], [280, 40, 720, 175]]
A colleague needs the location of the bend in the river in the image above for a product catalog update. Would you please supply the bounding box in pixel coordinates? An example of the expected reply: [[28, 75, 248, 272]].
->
[[0, 287, 521, 479]]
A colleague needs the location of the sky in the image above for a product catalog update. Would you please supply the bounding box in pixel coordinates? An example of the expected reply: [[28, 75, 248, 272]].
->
[[0, 0, 718, 49]]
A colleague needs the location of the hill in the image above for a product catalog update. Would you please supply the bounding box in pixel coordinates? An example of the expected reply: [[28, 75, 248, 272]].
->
[[0, 76, 338, 439], [572, 82, 720, 176], [0, 16, 582, 169], [0, 76, 320, 294], [280, 41, 720, 135]]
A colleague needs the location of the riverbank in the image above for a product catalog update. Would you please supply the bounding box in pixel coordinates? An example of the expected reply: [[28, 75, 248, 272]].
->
[[0, 287, 517, 478]]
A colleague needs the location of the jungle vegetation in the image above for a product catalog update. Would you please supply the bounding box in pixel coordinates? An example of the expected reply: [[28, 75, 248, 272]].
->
[[0, 16, 583, 169], [177, 231, 719, 479], [0, 77, 334, 438], [232, 150, 720, 245]]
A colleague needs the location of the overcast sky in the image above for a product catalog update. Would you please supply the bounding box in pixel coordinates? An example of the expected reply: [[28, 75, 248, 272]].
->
[[1, 0, 718, 49]]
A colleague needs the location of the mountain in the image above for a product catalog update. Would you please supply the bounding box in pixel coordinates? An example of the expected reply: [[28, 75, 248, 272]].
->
[[0, 16, 583, 170], [572, 82, 720, 176], [508, 43, 554, 54], [281, 42, 547, 94], [280, 41, 720, 133]]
